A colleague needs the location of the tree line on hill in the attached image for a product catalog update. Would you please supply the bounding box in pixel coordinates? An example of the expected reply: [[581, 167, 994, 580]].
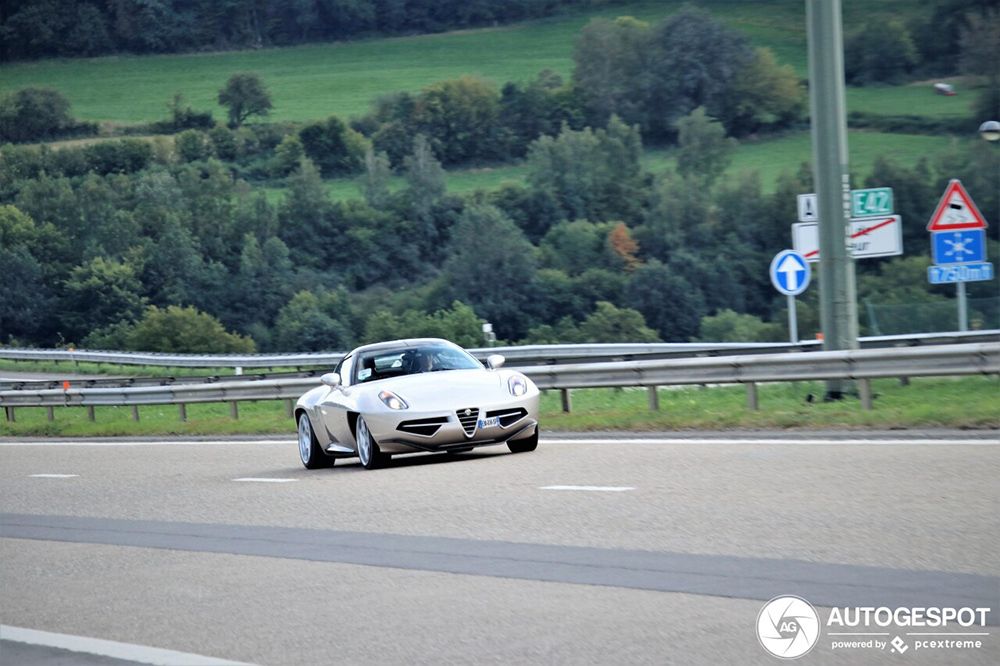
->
[[0, 0, 621, 61]]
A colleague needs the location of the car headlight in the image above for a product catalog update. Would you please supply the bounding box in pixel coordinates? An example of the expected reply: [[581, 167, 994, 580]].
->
[[379, 390, 409, 410], [508, 375, 528, 397]]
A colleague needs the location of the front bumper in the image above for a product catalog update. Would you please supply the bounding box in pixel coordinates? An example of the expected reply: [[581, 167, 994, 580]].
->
[[363, 394, 539, 455]]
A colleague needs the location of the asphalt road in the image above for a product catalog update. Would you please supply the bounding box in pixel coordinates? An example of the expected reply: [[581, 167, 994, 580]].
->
[[1, 434, 998, 665]]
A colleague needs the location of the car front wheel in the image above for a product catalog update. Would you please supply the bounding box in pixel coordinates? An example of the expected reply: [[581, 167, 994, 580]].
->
[[356, 416, 386, 469], [299, 413, 333, 469]]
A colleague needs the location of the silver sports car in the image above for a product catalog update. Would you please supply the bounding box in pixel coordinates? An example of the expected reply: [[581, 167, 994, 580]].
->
[[294, 338, 540, 469]]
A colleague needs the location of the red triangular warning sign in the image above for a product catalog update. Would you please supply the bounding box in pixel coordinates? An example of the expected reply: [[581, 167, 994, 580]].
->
[[927, 179, 988, 231]]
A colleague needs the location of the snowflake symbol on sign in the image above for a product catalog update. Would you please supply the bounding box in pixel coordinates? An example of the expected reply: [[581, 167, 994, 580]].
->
[[943, 233, 975, 258]]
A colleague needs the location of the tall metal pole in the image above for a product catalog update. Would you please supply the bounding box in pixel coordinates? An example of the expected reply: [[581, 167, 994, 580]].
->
[[806, 0, 859, 400]]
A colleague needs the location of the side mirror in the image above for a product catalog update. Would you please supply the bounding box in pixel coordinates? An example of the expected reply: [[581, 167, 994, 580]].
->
[[320, 372, 341, 389], [486, 354, 505, 370]]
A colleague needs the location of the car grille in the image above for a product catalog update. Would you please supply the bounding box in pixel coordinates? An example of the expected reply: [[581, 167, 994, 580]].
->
[[397, 416, 449, 437], [456, 408, 479, 436], [485, 407, 528, 428]]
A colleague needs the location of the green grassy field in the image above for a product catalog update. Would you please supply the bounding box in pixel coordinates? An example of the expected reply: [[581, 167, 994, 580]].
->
[[2, 376, 996, 437], [0, 1, 937, 125], [264, 130, 962, 204]]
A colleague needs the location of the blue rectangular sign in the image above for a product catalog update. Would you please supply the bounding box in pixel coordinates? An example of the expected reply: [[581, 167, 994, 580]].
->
[[932, 229, 986, 265], [927, 262, 994, 284]]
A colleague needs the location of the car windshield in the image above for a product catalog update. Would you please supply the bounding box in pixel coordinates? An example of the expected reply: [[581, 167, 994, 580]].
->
[[354, 345, 482, 384]]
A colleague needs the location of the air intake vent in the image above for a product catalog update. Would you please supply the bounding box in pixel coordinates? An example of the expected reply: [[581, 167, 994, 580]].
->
[[398, 416, 449, 438], [456, 408, 479, 436], [486, 407, 528, 428]]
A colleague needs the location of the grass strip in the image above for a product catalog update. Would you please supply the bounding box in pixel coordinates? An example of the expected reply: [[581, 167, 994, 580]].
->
[[2, 376, 996, 438]]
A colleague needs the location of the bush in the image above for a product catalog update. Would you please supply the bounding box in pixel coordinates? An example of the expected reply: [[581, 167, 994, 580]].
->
[[175, 130, 208, 162], [299, 115, 369, 176], [120, 305, 256, 353], [696, 309, 784, 342], [0, 88, 76, 143]]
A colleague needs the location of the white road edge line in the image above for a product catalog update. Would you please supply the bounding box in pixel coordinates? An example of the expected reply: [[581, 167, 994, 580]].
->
[[0, 625, 256, 666], [29, 474, 79, 478], [232, 478, 298, 483], [540, 485, 634, 492], [0, 440, 293, 446]]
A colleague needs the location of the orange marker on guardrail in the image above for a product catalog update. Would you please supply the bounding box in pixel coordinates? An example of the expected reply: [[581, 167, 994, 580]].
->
[[63, 381, 70, 390]]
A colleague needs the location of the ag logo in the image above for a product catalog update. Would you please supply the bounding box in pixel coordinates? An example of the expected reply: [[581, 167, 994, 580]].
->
[[756, 596, 820, 659]]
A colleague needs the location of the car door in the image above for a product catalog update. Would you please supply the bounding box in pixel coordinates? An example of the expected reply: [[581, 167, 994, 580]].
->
[[315, 355, 357, 451]]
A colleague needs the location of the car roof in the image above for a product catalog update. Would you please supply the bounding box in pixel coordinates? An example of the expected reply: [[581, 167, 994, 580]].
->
[[349, 338, 458, 356]]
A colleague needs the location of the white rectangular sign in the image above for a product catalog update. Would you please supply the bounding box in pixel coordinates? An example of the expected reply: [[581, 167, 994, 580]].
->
[[797, 194, 817, 222], [792, 215, 903, 262]]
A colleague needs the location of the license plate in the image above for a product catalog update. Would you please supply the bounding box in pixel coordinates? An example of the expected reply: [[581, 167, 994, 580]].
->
[[478, 416, 499, 428]]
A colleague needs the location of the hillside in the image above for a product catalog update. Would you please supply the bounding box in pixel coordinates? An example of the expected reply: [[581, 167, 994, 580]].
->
[[0, 0, 954, 125]]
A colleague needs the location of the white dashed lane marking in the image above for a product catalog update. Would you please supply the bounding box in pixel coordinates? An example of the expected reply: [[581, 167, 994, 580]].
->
[[540, 486, 634, 492], [232, 478, 297, 483], [29, 474, 79, 478]]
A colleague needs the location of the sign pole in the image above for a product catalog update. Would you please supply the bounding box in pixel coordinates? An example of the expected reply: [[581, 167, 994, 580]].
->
[[807, 0, 859, 400], [957, 282, 968, 332], [788, 295, 798, 343]]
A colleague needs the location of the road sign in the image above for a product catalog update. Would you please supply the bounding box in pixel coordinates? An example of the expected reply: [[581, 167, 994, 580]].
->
[[792, 215, 903, 262], [797, 188, 894, 222], [851, 188, 893, 218], [927, 180, 988, 231], [797, 194, 818, 221], [927, 263, 994, 284], [770, 250, 811, 295], [932, 229, 986, 265]]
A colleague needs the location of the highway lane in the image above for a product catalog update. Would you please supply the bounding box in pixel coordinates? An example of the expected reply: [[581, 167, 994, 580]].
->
[[2, 436, 998, 665]]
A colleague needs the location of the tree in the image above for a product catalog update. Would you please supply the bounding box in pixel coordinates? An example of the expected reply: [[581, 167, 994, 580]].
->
[[402, 135, 446, 237], [358, 147, 393, 208], [648, 7, 753, 139], [730, 47, 804, 136], [440, 204, 537, 339], [274, 290, 357, 352], [174, 129, 208, 162], [61, 257, 147, 342], [845, 20, 917, 84], [577, 301, 659, 343], [0, 88, 73, 143], [573, 16, 655, 129], [526, 117, 645, 223], [121, 305, 256, 353], [412, 75, 501, 164], [624, 260, 706, 342], [299, 115, 369, 176], [674, 107, 736, 186], [218, 72, 273, 127], [538, 220, 615, 276], [608, 222, 641, 272], [362, 302, 485, 348]]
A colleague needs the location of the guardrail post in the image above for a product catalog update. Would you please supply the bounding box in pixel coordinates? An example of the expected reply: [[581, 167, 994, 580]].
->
[[131, 405, 139, 422], [87, 406, 95, 422], [648, 386, 660, 411], [859, 379, 873, 410], [899, 376, 909, 387], [230, 402, 239, 420], [560, 389, 572, 413], [284, 399, 293, 418], [5, 406, 14, 422], [746, 382, 759, 411], [178, 403, 187, 422], [46, 406, 54, 422]]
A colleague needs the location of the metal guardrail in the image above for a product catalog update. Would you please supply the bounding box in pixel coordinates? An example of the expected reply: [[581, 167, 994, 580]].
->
[[1, 330, 997, 371], [2, 343, 996, 423]]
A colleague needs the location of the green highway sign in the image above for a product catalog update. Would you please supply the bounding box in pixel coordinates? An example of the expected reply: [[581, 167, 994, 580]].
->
[[851, 187, 893, 218]]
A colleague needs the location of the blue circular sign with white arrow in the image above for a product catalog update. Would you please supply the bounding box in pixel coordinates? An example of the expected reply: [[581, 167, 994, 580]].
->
[[770, 249, 811, 296]]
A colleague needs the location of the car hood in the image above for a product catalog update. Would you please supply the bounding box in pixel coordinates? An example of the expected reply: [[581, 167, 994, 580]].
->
[[356, 369, 506, 411]]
